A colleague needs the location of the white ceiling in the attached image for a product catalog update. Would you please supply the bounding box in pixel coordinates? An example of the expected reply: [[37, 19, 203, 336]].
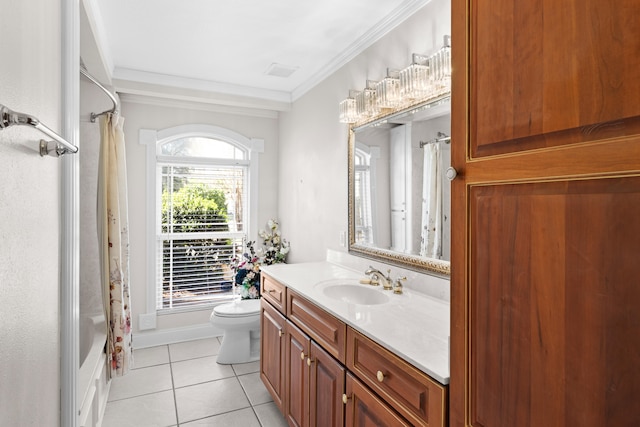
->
[[82, 0, 431, 107]]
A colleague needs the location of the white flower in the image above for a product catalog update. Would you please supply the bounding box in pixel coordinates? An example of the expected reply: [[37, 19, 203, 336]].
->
[[268, 219, 277, 230]]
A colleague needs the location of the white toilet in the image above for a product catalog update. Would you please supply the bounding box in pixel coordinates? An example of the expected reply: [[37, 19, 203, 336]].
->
[[210, 298, 261, 364]]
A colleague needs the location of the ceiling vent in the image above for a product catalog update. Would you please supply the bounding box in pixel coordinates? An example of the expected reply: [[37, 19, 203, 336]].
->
[[265, 63, 299, 78]]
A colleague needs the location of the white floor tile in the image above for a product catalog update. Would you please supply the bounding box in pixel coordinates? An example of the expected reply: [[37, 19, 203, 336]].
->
[[108, 364, 173, 401], [102, 390, 177, 427], [169, 338, 220, 362], [232, 360, 260, 376], [133, 345, 170, 369], [172, 356, 235, 388], [175, 377, 250, 424], [180, 407, 261, 426], [238, 372, 273, 406], [253, 402, 288, 427]]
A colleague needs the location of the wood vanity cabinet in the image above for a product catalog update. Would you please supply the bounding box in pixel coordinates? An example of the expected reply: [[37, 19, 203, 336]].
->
[[260, 273, 449, 427]]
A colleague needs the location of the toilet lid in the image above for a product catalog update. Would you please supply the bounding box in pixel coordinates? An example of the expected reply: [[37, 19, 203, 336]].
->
[[214, 299, 261, 318]]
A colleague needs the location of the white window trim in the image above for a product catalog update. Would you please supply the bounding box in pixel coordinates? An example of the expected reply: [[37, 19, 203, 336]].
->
[[140, 124, 264, 327]]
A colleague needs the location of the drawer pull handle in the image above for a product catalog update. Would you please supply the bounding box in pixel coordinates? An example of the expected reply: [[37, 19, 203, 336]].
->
[[268, 289, 276, 293], [376, 371, 385, 382], [342, 393, 351, 404], [300, 351, 306, 360], [307, 357, 314, 367]]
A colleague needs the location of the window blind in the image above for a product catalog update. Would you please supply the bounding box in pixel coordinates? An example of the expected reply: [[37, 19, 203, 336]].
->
[[157, 163, 247, 310]]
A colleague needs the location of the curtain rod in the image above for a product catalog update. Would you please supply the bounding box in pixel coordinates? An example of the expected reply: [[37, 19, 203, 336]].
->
[[420, 132, 450, 148], [80, 68, 119, 122]]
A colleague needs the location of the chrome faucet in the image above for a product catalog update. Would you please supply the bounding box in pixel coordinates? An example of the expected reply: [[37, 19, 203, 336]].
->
[[364, 266, 392, 290]]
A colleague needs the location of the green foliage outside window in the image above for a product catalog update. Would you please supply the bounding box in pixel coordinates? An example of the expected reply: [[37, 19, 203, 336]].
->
[[161, 183, 234, 301]]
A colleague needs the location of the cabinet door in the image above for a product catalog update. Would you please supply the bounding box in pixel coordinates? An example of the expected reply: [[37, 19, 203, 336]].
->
[[450, 0, 640, 426], [345, 373, 410, 427], [309, 341, 345, 427], [260, 299, 286, 413], [285, 320, 310, 427]]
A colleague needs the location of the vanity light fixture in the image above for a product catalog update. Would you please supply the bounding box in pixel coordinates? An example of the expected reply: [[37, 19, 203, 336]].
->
[[376, 69, 402, 109], [399, 53, 430, 100], [339, 35, 451, 126], [339, 90, 361, 124], [356, 80, 379, 120]]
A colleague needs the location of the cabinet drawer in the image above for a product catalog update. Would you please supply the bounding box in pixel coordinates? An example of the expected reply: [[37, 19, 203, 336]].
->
[[346, 327, 447, 427], [261, 274, 286, 314], [287, 290, 346, 363]]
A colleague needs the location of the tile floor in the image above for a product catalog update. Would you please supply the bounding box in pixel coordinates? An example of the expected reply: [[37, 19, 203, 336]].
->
[[102, 337, 288, 427]]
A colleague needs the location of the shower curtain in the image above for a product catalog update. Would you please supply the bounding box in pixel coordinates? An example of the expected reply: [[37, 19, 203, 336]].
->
[[420, 142, 443, 259], [98, 113, 133, 378]]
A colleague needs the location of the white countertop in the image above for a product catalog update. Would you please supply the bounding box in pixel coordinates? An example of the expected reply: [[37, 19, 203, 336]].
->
[[260, 261, 450, 385]]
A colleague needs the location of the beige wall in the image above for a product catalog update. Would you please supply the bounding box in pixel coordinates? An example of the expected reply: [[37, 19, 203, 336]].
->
[[278, 0, 451, 265], [0, 0, 63, 424]]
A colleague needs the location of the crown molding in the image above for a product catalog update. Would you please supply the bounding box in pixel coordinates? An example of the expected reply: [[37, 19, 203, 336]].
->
[[119, 92, 279, 119], [291, 0, 432, 101], [114, 67, 292, 104]]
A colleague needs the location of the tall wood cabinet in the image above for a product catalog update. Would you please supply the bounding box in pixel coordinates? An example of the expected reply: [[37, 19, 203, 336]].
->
[[450, 0, 640, 426]]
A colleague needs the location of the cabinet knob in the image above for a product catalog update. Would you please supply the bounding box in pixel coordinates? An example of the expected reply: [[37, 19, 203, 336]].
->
[[446, 167, 458, 181], [307, 357, 314, 367], [376, 370, 385, 382], [300, 351, 306, 360], [342, 394, 351, 405], [278, 329, 283, 338]]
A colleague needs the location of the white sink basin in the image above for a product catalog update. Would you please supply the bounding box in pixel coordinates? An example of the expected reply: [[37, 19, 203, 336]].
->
[[321, 283, 389, 305]]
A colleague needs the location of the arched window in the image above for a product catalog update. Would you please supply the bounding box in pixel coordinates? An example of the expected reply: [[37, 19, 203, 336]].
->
[[142, 125, 263, 312]]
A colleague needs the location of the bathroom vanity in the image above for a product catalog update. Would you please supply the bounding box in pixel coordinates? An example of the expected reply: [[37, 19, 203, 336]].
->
[[259, 262, 449, 427]]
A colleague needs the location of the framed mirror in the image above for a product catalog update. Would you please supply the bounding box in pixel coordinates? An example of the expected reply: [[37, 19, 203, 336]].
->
[[348, 95, 451, 276]]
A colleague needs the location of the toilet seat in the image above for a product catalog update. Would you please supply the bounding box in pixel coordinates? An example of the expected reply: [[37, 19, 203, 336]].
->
[[213, 299, 261, 318]]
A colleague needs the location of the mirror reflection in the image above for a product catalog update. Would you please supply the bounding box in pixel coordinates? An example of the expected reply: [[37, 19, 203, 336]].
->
[[349, 97, 451, 275]]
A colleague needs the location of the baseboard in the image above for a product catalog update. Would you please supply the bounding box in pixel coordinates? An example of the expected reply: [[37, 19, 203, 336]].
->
[[134, 323, 224, 349]]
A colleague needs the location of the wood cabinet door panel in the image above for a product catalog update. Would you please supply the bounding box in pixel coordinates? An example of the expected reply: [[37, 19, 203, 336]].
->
[[451, 0, 640, 425], [345, 374, 411, 427], [469, 178, 640, 427], [309, 341, 345, 427], [471, 0, 640, 157], [285, 320, 310, 427], [260, 299, 286, 412]]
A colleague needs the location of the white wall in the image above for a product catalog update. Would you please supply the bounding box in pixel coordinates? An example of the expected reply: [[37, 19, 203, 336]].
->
[[122, 98, 280, 340], [279, 1, 451, 266], [0, 0, 63, 424]]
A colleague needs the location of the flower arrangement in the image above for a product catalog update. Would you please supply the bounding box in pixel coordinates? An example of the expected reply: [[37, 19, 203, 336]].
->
[[232, 219, 290, 299]]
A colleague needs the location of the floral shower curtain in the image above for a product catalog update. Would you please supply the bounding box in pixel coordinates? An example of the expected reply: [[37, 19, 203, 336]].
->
[[419, 142, 443, 259], [98, 113, 133, 378]]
